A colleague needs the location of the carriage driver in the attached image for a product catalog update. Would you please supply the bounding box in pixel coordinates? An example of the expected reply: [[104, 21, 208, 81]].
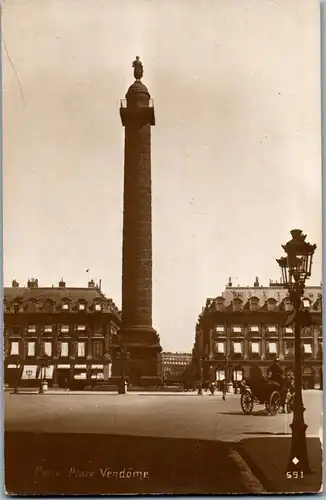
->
[[269, 357, 283, 386]]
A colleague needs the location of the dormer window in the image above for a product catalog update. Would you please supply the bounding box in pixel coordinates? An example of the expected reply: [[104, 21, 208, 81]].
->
[[232, 298, 242, 312], [249, 297, 260, 311], [61, 325, 69, 333], [215, 325, 225, 333], [95, 303, 102, 312], [267, 325, 277, 333], [62, 303, 69, 311], [79, 303, 86, 311], [249, 325, 259, 333], [232, 325, 242, 333], [284, 299, 293, 312], [77, 325, 86, 332], [267, 299, 277, 312], [28, 325, 36, 333], [13, 303, 20, 314], [215, 297, 225, 312], [285, 327, 293, 334]]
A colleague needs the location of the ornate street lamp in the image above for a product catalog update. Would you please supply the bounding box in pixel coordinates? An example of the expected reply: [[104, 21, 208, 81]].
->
[[277, 229, 317, 474], [116, 335, 130, 394], [39, 353, 50, 395]]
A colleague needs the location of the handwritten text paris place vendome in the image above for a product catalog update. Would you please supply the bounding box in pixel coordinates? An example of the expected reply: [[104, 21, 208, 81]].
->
[[34, 465, 149, 480]]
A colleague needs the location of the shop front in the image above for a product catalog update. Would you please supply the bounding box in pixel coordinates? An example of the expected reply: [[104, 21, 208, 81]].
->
[[55, 364, 72, 388], [90, 365, 104, 386], [20, 365, 39, 387], [5, 364, 21, 388], [73, 364, 87, 389]]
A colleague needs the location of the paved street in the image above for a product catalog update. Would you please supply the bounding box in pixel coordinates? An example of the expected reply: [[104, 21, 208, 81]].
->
[[4, 390, 322, 494], [5, 390, 322, 441]]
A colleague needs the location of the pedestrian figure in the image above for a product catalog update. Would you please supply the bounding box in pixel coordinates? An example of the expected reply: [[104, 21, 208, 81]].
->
[[64, 377, 69, 392], [222, 380, 227, 401]]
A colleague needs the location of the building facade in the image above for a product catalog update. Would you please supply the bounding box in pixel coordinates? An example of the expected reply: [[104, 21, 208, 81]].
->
[[192, 278, 323, 389], [160, 352, 192, 386], [4, 278, 121, 389]]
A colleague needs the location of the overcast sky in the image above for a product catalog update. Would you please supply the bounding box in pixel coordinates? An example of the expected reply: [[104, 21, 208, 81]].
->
[[3, 0, 322, 352]]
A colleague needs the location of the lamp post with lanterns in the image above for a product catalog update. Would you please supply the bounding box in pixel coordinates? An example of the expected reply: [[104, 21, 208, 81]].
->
[[38, 354, 50, 394], [277, 229, 317, 474]]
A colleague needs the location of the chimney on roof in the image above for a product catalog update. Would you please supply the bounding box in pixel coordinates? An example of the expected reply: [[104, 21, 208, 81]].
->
[[88, 279, 95, 288], [59, 279, 66, 288], [228, 277, 232, 287], [254, 276, 259, 287], [12, 279, 19, 288], [27, 278, 38, 288]]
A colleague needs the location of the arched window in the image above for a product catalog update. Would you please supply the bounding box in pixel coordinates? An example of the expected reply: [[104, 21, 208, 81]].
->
[[61, 298, 71, 312], [284, 298, 293, 312], [42, 299, 55, 313], [232, 298, 243, 312], [215, 297, 225, 312], [267, 298, 277, 312], [249, 297, 260, 311]]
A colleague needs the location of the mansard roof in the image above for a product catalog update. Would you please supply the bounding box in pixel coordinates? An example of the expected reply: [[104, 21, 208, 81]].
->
[[4, 286, 121, 319], [205, 284, 322, 313]]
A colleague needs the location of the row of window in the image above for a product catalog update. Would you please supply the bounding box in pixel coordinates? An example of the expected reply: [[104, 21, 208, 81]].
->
[[161, 361, 190, 366], [214, 369, 243, 381], [9, 302, 104, 313], [213, 296, 321, 312], [8, 324, 103, 334], [9, 340, 104, 357], [213, 340, 318, 355], [214, 325, 320, 334]]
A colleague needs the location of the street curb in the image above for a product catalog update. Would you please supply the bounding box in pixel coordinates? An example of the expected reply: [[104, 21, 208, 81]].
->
[[229, 448, 266, 494]]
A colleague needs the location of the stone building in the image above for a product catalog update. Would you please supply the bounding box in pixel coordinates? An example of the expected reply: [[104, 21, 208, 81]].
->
[[192, 278, 323, 389], [161, 352, 192, 386], [4, 278, 121, 389]]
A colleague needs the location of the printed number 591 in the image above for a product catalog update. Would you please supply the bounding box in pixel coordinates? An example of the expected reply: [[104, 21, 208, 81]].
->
[[286, 472, 303, 479]]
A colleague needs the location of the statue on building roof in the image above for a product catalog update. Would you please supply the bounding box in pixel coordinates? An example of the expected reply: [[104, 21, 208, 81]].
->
[[133, 56, 143, 81]]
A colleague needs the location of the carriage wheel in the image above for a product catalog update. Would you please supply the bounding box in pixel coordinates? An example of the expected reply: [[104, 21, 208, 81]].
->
[[269, 391, 281, 416], [241, 391, 253, 414], [286, 394, 294, 414]]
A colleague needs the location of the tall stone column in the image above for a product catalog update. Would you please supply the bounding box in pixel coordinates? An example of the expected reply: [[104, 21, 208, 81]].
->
[[119, 58, 161, 386]]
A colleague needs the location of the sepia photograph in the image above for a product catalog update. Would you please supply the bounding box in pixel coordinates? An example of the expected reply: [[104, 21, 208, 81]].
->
[[3, 0, 323, 494]]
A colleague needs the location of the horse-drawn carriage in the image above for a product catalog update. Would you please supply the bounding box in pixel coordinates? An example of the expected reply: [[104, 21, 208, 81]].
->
[[240, 377, 294, 415]]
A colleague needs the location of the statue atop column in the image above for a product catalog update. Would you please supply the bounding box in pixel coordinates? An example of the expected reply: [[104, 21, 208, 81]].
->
[[133, 56, 143, 81]]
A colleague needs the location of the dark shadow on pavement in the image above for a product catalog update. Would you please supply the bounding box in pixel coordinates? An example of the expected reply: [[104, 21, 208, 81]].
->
[[235, 436, 322, 494], [219, 410, 268, 417], [242, 431, 289, 436], [5, 431, 251, 495]]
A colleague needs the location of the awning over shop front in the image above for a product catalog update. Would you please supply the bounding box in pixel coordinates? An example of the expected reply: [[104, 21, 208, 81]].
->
[[22, 365, 38, 379]]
